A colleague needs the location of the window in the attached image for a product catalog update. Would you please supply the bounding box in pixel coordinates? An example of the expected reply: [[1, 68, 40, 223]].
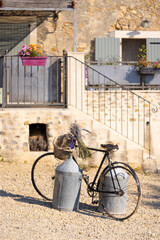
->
[[95, 31, 160, 64], [122, 39, 146, 62]]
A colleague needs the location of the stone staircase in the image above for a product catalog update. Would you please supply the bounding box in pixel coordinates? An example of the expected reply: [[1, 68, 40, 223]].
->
[[67, 54, 160, 172], [0, 106, 158, 173], [70, 106, 159, 173]]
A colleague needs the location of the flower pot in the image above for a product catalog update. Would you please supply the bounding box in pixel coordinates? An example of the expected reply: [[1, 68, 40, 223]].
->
[[21, 56, 48, 66]]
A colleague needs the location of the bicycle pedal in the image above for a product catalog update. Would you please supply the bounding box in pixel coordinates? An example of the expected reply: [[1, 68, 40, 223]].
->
[[83, 174, 89, 183]]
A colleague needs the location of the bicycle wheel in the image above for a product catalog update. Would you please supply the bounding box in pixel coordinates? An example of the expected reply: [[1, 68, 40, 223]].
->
[[31, 152, 60, 201], [98, 162, 141, 220]]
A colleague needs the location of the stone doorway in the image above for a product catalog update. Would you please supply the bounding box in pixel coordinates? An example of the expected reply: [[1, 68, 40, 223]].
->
[[29, 123, 48, 151]]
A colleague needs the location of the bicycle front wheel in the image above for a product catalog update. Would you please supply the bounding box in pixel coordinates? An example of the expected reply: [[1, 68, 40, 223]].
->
[[98, 162, 141, 220], [31, 152, 59, 201]]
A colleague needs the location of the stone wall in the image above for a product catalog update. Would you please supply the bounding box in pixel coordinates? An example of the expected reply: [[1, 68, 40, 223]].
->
[[1, 1, 160, 56], [0, 102, 159, 172], [85, 90, 160, 158], [36, 0, 160, 56], [0, 109, 72, 162], [0, 108, 112, 167]]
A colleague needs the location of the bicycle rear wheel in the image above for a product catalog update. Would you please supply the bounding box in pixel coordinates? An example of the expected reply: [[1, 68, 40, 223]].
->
[[31, 152, 59, 201], [98, 162, 141, 220]]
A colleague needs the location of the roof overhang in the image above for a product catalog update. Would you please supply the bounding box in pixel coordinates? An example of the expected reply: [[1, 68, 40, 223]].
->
[[0, 0, 74, 11], [0, 7, 73, 11], [0, 1, 77, 51]]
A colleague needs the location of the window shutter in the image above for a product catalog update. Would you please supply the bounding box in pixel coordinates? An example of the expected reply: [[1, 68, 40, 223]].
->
[[0, 23, 30, 55], [146, 38, 160, 62], [95, 38, 120, 62]]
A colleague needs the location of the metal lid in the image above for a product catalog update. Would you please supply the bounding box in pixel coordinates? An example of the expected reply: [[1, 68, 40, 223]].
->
[[56, 156, 82, 173], [105, 168, 128, 179]]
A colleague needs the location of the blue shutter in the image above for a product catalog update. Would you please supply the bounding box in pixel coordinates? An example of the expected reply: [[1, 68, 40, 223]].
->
[[95, 38, 120, 62], [147, 38, 160, 62]]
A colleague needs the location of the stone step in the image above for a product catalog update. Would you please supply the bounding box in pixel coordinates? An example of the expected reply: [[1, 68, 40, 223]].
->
[[142, 155, 158, 173], [68, 107, 159, 172]]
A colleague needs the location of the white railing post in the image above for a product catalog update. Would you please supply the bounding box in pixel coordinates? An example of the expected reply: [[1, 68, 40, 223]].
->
[[67, 52, 85, 111]]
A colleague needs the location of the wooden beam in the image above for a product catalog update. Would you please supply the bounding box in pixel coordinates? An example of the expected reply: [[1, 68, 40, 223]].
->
[[0, 7, 73, 11], [2, 0, 72, 9]]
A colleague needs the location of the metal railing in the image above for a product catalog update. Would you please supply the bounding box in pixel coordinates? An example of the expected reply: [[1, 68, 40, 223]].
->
[[0, 55, 67, 108], [0, 54, 158, 155], [67, 56, 158, 156], [86, 60, 160, 90]]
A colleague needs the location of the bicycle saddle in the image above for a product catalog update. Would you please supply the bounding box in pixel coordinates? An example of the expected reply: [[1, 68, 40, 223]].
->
[[101, 144, 119, 151]]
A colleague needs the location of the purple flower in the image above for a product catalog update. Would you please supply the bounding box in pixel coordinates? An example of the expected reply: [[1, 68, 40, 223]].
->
[[17, 50, 23, 56]]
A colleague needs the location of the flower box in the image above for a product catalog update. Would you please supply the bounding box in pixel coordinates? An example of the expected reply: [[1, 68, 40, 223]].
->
[[21, 56, 48, 66], [139, 67, 155, 75]]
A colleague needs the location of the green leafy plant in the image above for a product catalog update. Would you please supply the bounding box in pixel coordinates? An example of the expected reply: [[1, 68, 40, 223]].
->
[[136, 45, 150, 68]]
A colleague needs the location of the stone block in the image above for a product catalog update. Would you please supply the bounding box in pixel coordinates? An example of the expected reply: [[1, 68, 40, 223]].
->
[[109, 133, 126, 151], [75, 119, 93, 132], [142, 157, 158, 173], [24, 121, 29, 125], [23, 142, 28, 152], [127, 149, 143, 169], [109, 150, 127, 163]]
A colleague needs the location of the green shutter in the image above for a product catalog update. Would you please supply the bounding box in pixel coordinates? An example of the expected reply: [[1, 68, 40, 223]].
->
[[95, 38, 120, 62], [147, 38, 160, 62], [0, 23, 30, 56]]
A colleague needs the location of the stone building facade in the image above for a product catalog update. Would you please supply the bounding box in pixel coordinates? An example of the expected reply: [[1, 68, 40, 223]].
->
[[1, 0, 160, 57], [37, 0, 160, 56], [0, 1, 160, 171]]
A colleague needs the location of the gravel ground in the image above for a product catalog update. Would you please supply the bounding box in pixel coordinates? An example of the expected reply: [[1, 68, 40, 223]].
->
[[0, 160, 160, 240]]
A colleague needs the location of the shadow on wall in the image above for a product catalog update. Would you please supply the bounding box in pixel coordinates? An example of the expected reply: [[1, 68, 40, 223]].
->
[[125, 66, 140, 84], [88, 64, 160, 86], [88, 65, 141, 85], [125, 67, 160, 85]]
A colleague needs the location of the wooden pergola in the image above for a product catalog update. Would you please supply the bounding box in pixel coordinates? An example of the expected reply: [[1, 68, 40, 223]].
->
[[0, 0, 77, 51]]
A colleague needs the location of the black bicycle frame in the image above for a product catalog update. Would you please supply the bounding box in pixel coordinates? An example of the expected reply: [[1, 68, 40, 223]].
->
[[75, 146, 122, 195]]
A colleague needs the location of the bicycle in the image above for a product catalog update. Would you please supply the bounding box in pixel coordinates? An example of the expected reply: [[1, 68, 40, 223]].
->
[[31, 131, 141, 221]]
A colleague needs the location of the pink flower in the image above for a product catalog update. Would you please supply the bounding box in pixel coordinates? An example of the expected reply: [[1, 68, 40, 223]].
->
[[17, 50, 23, 56]]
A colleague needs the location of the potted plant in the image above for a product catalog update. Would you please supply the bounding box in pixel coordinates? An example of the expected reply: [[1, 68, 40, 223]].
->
[[152, 61, 160, 72], [136, 45, 154, 74], [18, 44, 48, 66]]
